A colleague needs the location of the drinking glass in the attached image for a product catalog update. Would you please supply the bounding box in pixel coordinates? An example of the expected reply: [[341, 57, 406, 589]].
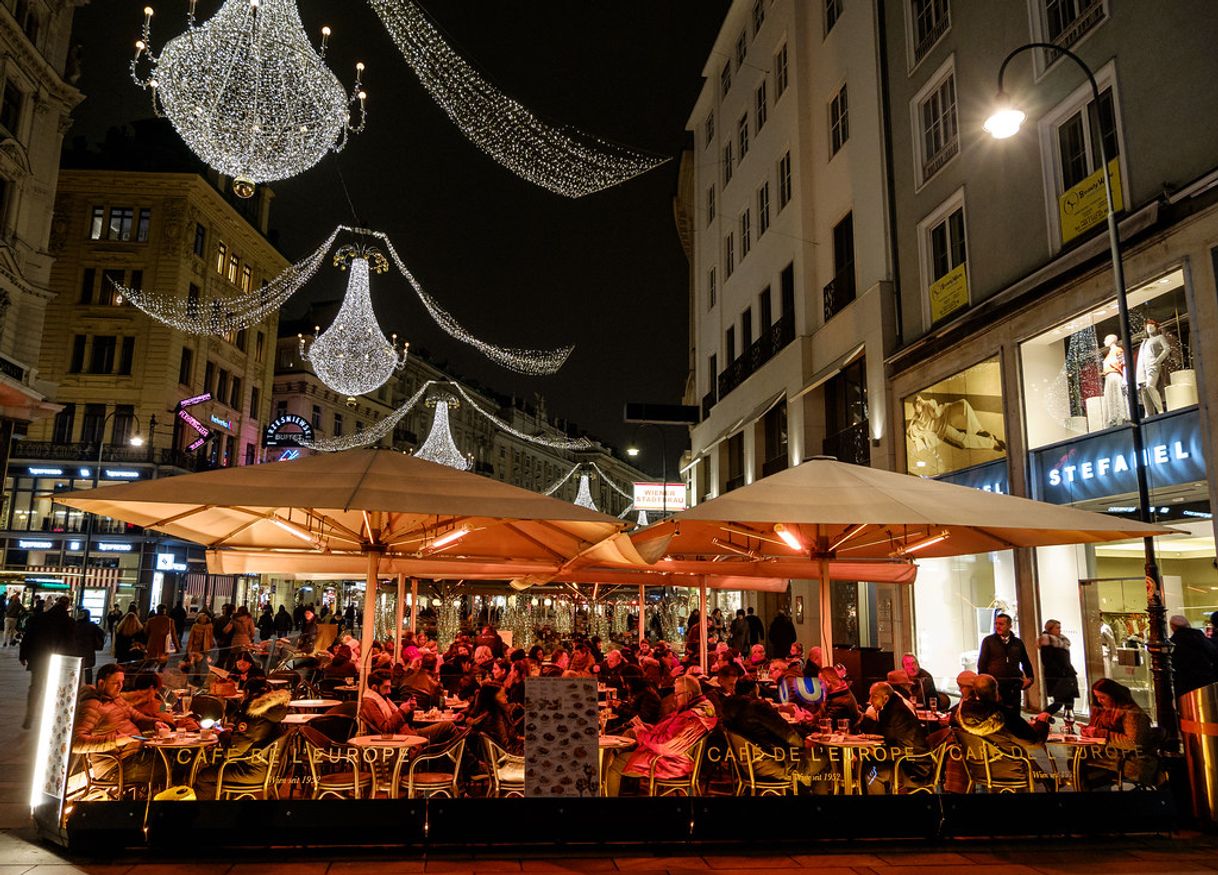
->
[[836, 719, 851, 736], [818, 719, 832, 736]]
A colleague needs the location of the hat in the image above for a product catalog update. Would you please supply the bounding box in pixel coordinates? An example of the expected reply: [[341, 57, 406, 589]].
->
[[956, 670, 978, 688], [887, 669, 912, 686]]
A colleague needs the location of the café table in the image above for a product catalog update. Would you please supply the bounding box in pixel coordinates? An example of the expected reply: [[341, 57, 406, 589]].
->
[[806, 733, 883, 795], [288, 698, 342, 710], [414, 710, 459, 723], [1047, 732, 1108, 790], [281, 712, 323, 725], [598, 734, 635, 796], [143, 731, 220, 792], [348, 734, 429, 798]]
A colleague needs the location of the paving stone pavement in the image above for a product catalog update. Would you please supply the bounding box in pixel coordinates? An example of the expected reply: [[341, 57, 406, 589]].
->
[[1, 638, 1216, 872]]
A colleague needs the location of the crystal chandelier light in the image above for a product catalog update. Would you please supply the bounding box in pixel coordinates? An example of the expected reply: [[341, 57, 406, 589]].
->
[[131, 0, 367, 198], [298, 245, 408, 398], [573, 473, 598, 511], [414, 397, 472, 470], [368, 0, 665, 198]]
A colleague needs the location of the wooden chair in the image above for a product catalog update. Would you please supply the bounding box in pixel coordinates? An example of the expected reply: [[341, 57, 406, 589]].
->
[[724, 731, 797, 796], [481, 734, 525, 798], [393, 730, 468, 799], [648, 736, 707, 797], [953, 728, 1035, 793], [299, 725, 372, 799], [213, 733, 291, 800]]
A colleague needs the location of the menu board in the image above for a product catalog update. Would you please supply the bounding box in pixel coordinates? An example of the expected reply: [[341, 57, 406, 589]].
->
[[523, 677, 599, 797], [31, 654, 82, 833]]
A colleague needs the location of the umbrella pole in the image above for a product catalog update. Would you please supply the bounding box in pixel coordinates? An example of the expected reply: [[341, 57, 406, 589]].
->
[[358, 551, 380, 709], [410, 578, 418, 635], [819, 557, 833, 668], [395, 573, 405, 666], [699, 579, 708, 673], [638, 585, 645, 646]]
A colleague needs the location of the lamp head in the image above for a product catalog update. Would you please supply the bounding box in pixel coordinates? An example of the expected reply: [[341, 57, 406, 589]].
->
[[984, 94, 1026, 139], [626, 446, 640, 457], [128, 435, 145, 448]]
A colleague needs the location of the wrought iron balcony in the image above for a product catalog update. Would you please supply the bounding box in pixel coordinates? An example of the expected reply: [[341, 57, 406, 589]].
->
[[823, 268, 856, 323], [714, 315, 795, 408], [822, 421, 871, 467], [15, 442, 212, 472], [761, 454, 788, 478]]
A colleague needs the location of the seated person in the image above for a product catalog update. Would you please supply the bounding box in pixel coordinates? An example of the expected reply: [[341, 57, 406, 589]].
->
[[885, 670, 921, 713], [396, 653, 444, 710], [954, 674, 1052, 787], [614, 670, 662, 728], [603, 675, 717, 796], [323, 645, 359, 681], [597, 648, 626, 691], [746, 644, 768, 677], [463, 681, 522, 755], [858, 681, 932, 794], [932, 670, 978, 794], [193, 679, 290, 799], [72, 664, 168, 786], [722, 677, 826, 789], [231, 650, 267, 688], [360, 670, 452, 741], [820, 666, 861, 728], [1079, 678, 1160, 789], [901, 652, 942, 710], [125, 671, 171, 723]]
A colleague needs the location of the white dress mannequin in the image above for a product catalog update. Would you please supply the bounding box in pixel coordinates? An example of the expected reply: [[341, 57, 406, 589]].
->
[[1100, 334, 1127, 427]]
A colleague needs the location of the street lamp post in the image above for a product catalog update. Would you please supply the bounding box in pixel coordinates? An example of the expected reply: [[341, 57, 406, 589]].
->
[[627, 423, 669, 517], [76, 411, 145, 610], [985, 42, 1176, 742]]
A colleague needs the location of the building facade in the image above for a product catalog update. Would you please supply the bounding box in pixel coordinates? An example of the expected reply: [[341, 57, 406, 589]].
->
[[0, 0, 83, 474], [1, 164, 286, 614], [880, 0, 1218, 715]]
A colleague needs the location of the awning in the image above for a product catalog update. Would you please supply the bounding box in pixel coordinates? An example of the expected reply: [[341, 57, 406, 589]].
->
[[795, 343, 865, 399]]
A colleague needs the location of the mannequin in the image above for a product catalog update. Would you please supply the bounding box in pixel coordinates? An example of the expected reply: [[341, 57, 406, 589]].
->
[[1100, 333, 1127, 427], [1135, 319, 1171, 416]]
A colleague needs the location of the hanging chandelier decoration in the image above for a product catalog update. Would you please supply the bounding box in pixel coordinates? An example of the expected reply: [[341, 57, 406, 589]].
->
[[636, 510, 649, 528], [413, 395, 472, 470], [131, 0, 367, 198], [367, 0, 666, 198], [298, 244, 409, 398], [573, 473, 598, 512]]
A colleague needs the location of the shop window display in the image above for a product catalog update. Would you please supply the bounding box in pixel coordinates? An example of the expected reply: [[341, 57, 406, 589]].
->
[[1020, 269, 1194, 450], [903, 358, 1006, 477]]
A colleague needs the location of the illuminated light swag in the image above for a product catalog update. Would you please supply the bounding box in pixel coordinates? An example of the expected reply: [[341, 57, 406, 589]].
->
[[131, 0, 367, 197], [573, 474, 598, 512], [413, 398, 471, 470], [298, 245, 409, 398], [367, 0, 666, 198]]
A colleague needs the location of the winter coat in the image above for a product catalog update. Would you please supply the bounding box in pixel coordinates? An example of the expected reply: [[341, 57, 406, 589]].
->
[[978, 632, 1035, 683], [226, 613, 256, 648], [1170, 627, 1218, 698], [1087, 701, 1159, 786], [619, 696, 716, 781], [860, 694, 932, 784], [274, 608, 294, 635], [194, 688, 289, 799], [953, 698, 1048, 784], [188, 616, 214, 655], [1037, 633, 1079, 701], [768, 613, 796, 659], [73, 617, 106, 668], [257, 610, 275, 641], [72, 685, 161, 753], [19, 603, 75, 671], [144, 614, 177, 660]]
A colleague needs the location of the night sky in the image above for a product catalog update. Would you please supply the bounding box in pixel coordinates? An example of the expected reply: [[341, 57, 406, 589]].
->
[[67, 1, 730, 476]]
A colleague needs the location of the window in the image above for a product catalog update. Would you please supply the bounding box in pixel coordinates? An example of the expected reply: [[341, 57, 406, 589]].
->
[[235, 328, 247, 352], [118, 337, 135, 375], [52, 404, 74, 444], [929, 206, 966, 284], [916, 62, 958, 183], [725, 432, 745, 491], [735, 31, 747, 68], [255, 331, 265, 363], [216, 369, 229, 402], [187, 284, 200, 319], [136, 208, 151, 242], [107, 207, 134, 241], [824, 359, 869, 465], [830, 83, 849, 155], [311, 404, 321, 430], [757, 182, 771, 236], [755, 81, 768, 132], [0, 80, 22, 138], [240, 265, 252, 292], [704, 111, 715, 148], [774, 44, 789, 98], [193, 223, 206, 257], [178, 346, 193, 385], [333, 412, 344, 437], [81, 404, 105, 445], [911, 0, 950, 64], [1048, 78, 1121, 246], [759, 286, 772, 330], [226, 253, 239, 284], [777, 151, 792, 209], [737, 114, 749, 159], [229, 376, 241, 410], [724, 233, 735, 278], [215, 242, 227, 274], [112, 405, 135, 445], [826, 212, 856, 320], [89, 336, 116, 374], [781, 263, 795, 319], [245, 443, 256, 466], [99, 269, 122, 306], [79, 268, 95, 305], [89, 207, 104, 240], [129, 269, 142, 293], [706, 187, 716, 225], [204, 361, 215, 394], [249, 386, 261, 419], [723, 143, 733, 186], [919, 193, 969, 324], [1044, 0, 1106, 50], [741, 307, 753, 348], [708, 267, 717, 310], [1056, 87, 1118, 191], [752, 0, 765, 34], [720, 61, 732, 97], [740, 210, 751, 259], [825, 0, 843, 34], [725, 325, 736, 363], [69, 335, 85, 373]]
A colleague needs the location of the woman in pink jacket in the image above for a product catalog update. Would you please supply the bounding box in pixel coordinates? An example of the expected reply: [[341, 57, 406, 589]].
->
[[604, 674, 717, 796]]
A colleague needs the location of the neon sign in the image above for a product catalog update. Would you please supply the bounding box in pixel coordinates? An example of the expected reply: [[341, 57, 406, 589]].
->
[[27, 467, 63, 476], [209, 415, 232, 430], [18, 540, 54, 549]]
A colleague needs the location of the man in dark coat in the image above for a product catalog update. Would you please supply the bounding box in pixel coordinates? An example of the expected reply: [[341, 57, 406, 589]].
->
[[859, 681, 932, 793], [745, 607, 765, 647], [73, 609, 106, 684], [274, 605, 294, 637], [20, 596, 75, 729], [169, 601, 188, 647], [1169, 615, 1218, 698], [474, 625, 506, 659], [977, 613, 1034, 712], [768, 609, 797, 659], [729, 609, 748, 653]]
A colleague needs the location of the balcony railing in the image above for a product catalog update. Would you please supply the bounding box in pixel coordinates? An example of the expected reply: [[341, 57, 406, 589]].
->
[[761, 453, 788, 478], [822, 421, 871, 467], [701, 388, 717, 421], [715, 315, 796, 406], [823, 267, 856, 324], [913, 9, 951, 63], [1048, 0, 1106, 52], [922, 136, 958, 182], [724, 474, 745, 493], [16, 442, 212, 472]]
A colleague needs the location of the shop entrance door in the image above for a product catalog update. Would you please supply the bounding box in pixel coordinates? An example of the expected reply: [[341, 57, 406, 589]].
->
[[1078, 577, 1157, 718]]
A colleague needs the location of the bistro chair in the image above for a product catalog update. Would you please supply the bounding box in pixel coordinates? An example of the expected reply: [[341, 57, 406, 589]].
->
[[214, 734, 292, 800], [648, 736, 708, 797], [480, 734, 525, 798], [724, 731, 797, 796], [393, 730, 468, 799], [77, 751, 138, 801], [893, 739, 950, 795], [299, 725, 372, 799], [953, 728, 1035, 793]]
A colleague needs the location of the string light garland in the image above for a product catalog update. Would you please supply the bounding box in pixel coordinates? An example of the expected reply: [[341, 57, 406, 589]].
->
[[131, 0, 367, 197], [112, 227, 341, 334], [451, 383, 593, 451], [298, 246, 409, 398], [588, 460, 634, 501], [414, 397, 472, 470], [296, 379, 434, 453], [542, 462, 581, 496], [573, 473, 598, 512], [367, 0, 666, 199]]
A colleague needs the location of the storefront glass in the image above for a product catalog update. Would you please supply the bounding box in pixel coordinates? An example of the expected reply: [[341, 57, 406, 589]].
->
[[903, 357, 1007, 477], [1020, 269, 1195, 450]]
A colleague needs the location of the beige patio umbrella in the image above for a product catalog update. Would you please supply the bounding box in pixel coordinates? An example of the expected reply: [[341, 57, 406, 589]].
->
[[627, 457, 1175, 661], [56, 448, 629, 701]]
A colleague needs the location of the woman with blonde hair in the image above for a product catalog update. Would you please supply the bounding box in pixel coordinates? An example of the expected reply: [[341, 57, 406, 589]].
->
[[113, 608, 144, 662]]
